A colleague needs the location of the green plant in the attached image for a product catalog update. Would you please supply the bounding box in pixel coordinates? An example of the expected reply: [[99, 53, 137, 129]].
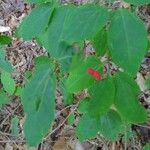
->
[[145, 76, 150, 89], [143, 143, 150, 150], [11, 0, 150, 147], [0, 35, 16, 107]]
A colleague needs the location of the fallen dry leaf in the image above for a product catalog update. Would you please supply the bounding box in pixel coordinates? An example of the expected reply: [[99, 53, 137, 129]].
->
[[53, 137, 67, 150]]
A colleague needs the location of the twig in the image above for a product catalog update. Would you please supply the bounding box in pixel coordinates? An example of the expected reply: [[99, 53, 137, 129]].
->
[[134, 124, 150, 129], [0, 140, 24, 143], [55, 104, 74, 118], [0, 103, 21, 128], [45, 102, 80, 139]]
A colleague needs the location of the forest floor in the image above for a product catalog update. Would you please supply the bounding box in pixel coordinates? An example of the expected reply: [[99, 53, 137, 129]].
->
[[0, 0, 150, 149]]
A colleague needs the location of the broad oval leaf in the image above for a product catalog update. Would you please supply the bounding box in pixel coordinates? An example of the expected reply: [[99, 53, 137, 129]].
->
[[124, 0, 150, 5], [38, 4, 108, 72], [114, 72, 147, 123], [0, 90, 9, 108], [88, 77, 115, 116], [39, 4, 108, 56], [0, 35, 11, 45], [76, 114, 99, 141], [99, 110, 123, 141], [21, 56, 56, 146], [60, 80, 73, 105], [62, 5, 109, 43], [1, 71, 16, 95], [0, 48, 13, 73], [88, 77, 115, 117], [16, 3, 54, 40], [66, 56, 103, 93], [77, 98, 90, 114], [92, 28, 108, 56], [56, 42, 76, 72], [38, 5, 75, 55], [108, 9, 148, 76]]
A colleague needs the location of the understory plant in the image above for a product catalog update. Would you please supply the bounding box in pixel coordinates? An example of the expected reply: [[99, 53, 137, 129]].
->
[[0, 36, 16, 107], [2, 0, 150, 147]]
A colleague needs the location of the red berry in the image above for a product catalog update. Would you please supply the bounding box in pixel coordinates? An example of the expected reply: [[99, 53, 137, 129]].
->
[[87, 68, 101, 80], [87, 68, 94, 75]]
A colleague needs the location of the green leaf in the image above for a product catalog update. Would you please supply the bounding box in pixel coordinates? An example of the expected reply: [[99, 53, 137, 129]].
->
[[88, 77, 115, 117], [21, 56, 56, 146], [99, 110, 123, 141], [0, 49, 13, 73], [0, 35, 11, 45], [39, 4, 108, 56], [108, 9, 147, 76], [114, 72, 147, 123], [143, 144, 150, 150], [77, 98, 90, 114], [16, 3, 54, 40], [0, 90, 9, 108], [76, 114, 99, 141], [25, 71, 33, 80], [0, 46, 6, 59], [67, 113, 75, 125], [38, 5, 75, 55], [62, 5, 109, 44], [124, 0, 150, 5], [27, 0, 44, 3], [11, 116, 19, 137], [92, 28, 108, 56], [66, 56, 103, 93], [122, 124, 136, 142], [14, 86, 24, 96], [57, 42, 76, 72], [147, 39, 150, 51], [27, 0, 53, 4], [145, 77, 150, 89], [38, 5, 108, 71], [60, 78, 73, 105], [69, 50, 84, 71], [1, 71, 16, 95]]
